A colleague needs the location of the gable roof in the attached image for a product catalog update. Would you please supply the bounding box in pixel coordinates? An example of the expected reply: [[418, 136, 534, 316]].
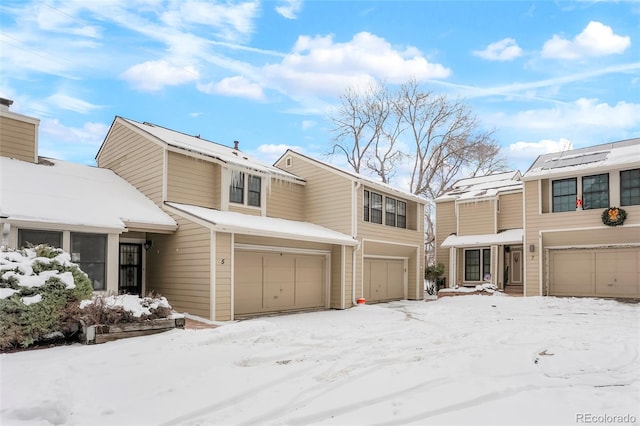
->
[[276, 149, 426, 204], [523, 138, 640, 181], [99, 117, 304, 184], [0, 157, 177, 232], [436, 171, 523, 202]]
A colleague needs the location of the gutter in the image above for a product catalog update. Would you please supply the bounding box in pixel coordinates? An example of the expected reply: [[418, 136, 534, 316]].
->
[[352, 181, 361, 306]]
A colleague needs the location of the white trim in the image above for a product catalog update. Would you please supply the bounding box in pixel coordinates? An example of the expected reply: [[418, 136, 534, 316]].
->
[[449, 247, 457, 287], [537, 232, 543, 297], [538, 223, 640, 234], [211, 229, 217, 321], [415, 246, 420, 298], [163, 204, 214, 229], [8, 220, 123, 235], [162, 148, 168, 202], [363, 254, 408, 260], [544, 243, 640, 250], [230, 233, 235, 321], [341, 245, 345, 309], [234, 243, 331, 256], [361, 238, 421, 249]]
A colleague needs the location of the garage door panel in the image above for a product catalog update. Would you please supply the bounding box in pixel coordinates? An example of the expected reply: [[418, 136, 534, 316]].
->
[[295, 256, 325, 308], [386, 261, 404, 299], [549, 251, 593, 296], [234, 252, 264, 315], [595, 250, 639, 297], [263, 254, 295, 309]]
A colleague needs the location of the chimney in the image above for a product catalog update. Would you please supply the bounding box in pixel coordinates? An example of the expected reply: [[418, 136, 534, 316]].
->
[[233, 140, 239, 150], [0, 98, 13, 112]]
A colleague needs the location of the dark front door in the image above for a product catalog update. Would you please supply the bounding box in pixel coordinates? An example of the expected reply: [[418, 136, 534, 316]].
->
[[119, 243, 142, 295]]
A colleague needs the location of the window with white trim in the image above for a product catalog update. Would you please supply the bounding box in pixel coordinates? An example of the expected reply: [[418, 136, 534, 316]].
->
[[582, 173, 609, 209], [363, 190, 407, 229], [230, 172, 261, 207], [464, 248, 491, 282], [71, 233, 107, 291], [18, 229, 62, 248], [621, 168, 640, 206], [552, 178, 576, 212]]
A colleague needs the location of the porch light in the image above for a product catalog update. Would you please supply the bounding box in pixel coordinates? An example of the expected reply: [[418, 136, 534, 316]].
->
[[144, 240, 153, 251]]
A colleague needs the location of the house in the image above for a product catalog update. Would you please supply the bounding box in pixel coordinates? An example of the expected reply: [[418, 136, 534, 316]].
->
[[95, 116, 425, 320], [435, 138, 640, 299], [434, 171, 524, 292], [521, 138, 640, 298], [0, 99, 178, 293]]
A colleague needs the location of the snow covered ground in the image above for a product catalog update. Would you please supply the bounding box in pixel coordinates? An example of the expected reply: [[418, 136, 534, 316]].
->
[[2, 296, 639, 426]]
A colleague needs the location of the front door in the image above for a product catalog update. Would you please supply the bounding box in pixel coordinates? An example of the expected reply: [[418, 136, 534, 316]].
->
[[119, 243, 142, 295], [510, 248, 523, 285]]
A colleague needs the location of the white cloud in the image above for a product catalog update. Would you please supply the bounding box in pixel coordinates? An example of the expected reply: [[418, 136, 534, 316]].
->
[[197, 76, 265, 100], [161, 0, 259, 43], [508, 138, 573, 159], [263, 32, 451, 97], [276, 0, 302, 19], [38, 118, 109, 164], [302, 120, 316, 130], [254, 143, 304, 163], [120, 60, 199, 91], [46, 93, 102, 114], [542, 21, 630, 60], [473, 38, 522, 61]]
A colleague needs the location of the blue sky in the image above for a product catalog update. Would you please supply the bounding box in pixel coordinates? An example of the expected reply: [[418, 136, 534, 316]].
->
[[1, 0, 639, 188]]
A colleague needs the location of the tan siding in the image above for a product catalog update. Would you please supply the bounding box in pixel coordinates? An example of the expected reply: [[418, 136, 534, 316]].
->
[[216, 232, 232, 321], [228, 204, 262, 216], [266, 180, 305, 221], [167, 151, 219, 209], [458, 200, 495, 235], [330, 246, 345, 308], [146, 217, 211, 318], [497, 192, 523, 231], [234, 234, 332, 251], [97, 121, 164, 205], [0, 116, 36, 163], [283, 157, 353, 235], [435, 201, 456, 285]]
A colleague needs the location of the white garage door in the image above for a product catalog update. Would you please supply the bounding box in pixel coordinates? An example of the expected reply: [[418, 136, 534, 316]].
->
[[234, 251, 326, 316], [363, 258, 405, 303], [549, 248, 640, 298]]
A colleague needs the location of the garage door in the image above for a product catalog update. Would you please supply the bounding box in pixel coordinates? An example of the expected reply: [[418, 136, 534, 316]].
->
[[234, 251, 326, 316], [363, 258, 405, 303], [549, 248, 640, 298]]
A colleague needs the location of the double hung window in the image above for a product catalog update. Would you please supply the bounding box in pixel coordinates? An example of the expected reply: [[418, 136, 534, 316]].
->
[[230, 173, 261, 207]]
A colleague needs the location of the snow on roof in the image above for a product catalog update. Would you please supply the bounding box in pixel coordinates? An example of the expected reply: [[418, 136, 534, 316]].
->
[[523, 138, 640, 180], [166, 202, 358, 246], [436, 171, 522, 202], [120, 117, 303, 183], [283, 150, 425, 204], [440, 228, 523, 248], [0, 157, 177, 231]]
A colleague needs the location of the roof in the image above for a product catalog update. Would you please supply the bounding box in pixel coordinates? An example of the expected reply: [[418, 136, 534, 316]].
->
[[109, 117, 304, 184], [166, 202, 358, 246], [440, 229, 523, 248], [0, 157, 177, 232], [436, 171, 522, 202], [278, 150, 426, 204], [523, 138, 640, 181]]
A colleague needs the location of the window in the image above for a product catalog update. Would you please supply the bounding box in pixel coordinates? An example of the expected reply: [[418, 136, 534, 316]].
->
[[229, 173, 262, 207], [364, 191, 407, 228], [18, 229, 62, 248], [370, 193, 383, 224], [363, 190, 370, 222], [582, 174, 609, 209], [621, 169, 640, 206], [552, 178, 577, 212], [397, 201, 407, 229], [464, 248, 491, 282], [385, 198, 396, 227], [71, 233, 107, 291], [248, 175, 261, 207], [230, 174, 244, 204]]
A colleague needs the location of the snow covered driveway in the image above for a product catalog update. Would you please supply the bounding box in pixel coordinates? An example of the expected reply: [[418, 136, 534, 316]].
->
[[2, 296, 639, 425]]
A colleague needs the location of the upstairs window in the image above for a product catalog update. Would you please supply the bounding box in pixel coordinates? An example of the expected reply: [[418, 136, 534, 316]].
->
[[363, 190, 407, 228], [621, 169, 640, 206], [582, 174, 609, 209], [248, 175, 261, 207], [230, 174, 244, 204], [552, 178, 577, 212], [230, 173, 261, 207]]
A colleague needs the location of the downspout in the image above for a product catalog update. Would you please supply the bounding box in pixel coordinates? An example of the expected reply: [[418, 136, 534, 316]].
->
[[352, 181, 361, 305]]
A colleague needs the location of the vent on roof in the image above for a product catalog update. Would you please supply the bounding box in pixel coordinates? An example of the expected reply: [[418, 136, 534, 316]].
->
[[285, 156, 292, 168]]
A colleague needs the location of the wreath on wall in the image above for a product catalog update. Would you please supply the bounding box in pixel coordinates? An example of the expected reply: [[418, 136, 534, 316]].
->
[[601, 207, 627, 227]]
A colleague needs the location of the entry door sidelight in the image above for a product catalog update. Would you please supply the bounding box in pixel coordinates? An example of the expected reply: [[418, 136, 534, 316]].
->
[[119, 243, 142, 295]]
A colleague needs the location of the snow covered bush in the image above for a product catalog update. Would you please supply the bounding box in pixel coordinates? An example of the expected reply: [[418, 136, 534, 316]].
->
[[80, 293, 174, 326], [0, 245, 93, 350]]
